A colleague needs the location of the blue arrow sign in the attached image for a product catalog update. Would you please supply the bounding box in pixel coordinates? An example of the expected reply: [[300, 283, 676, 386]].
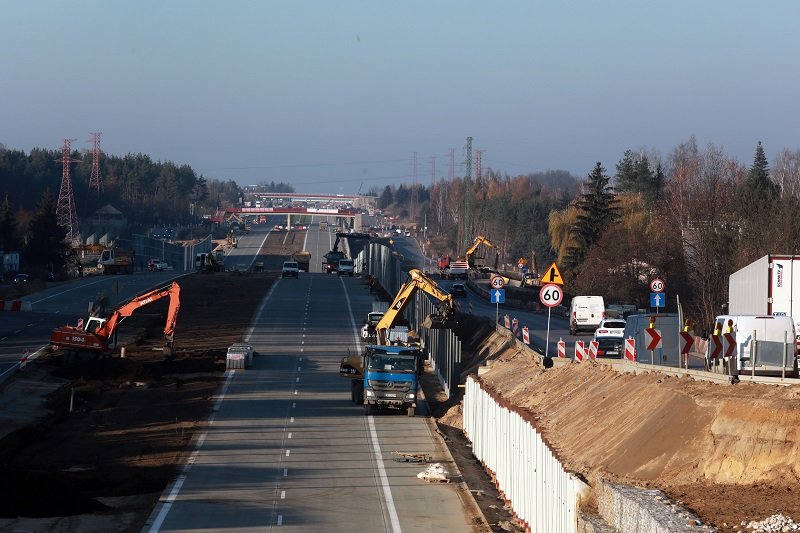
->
[[650, 292, 665, 308], [491, 289, 505, 304]]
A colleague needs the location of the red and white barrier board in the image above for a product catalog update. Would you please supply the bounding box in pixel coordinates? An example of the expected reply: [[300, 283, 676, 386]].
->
[[624, 338, 635, 361], [557, 340, 566, 358], [522, 326, 529, 344], [574, 340, 586, 362], [588, 340, 598, 360]]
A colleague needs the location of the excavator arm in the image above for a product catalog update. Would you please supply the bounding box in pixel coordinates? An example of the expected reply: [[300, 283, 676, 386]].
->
[[96, 282, 181, 345], [375, 269, 455, 344], [465, 235, 499, 271]]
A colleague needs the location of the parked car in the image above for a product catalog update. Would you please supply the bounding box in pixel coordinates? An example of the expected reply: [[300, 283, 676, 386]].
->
[[450, 283, 467, 298]]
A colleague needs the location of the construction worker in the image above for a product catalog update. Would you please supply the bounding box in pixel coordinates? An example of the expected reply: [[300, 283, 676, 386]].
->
[[683, 319, 692, 369]]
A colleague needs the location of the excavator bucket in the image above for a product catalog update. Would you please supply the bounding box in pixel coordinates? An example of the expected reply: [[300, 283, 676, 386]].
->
[[422, 313, 456, 330]]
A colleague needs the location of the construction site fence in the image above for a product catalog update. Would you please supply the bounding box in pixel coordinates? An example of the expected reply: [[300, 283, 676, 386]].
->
[[357, 242, 463, 398], [464, 376, 583, 533]]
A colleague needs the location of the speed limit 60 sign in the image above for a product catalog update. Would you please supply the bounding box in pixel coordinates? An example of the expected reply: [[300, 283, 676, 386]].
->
[[539, 283, 563, 308], [650, 278, 665, 293], [490, 275, 505, 289]]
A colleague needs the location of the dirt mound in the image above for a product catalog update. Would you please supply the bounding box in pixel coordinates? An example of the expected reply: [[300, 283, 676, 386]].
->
[[472, 331, 800, 529]]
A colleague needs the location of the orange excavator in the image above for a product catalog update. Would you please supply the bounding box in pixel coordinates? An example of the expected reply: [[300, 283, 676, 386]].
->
[[50, 282, 181, 357]]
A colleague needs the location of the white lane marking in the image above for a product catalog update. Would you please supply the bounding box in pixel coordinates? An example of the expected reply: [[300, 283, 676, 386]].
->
[[368, 416, 402, 533], [295, 377, 300, 382], [340, 276, 401, 533], [297, 367, 301, 371], [293, 389, 298, 395], [290, 417, 294, 422], [277, 515, 283, 526], [283, 468, 288, 477], [288, 432, 292, 439], [281, 490, 286, 500], [285, 450, 290, 457], [146, 370, 236, 532], [299, 357, 303, 361]]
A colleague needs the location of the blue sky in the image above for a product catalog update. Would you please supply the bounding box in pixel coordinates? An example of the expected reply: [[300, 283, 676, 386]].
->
[[2, 1, 799, 194]]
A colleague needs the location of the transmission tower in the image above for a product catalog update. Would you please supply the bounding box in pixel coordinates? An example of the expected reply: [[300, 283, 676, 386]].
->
[[463, 136, 473, 250], [411, 151, 418, 222], [87, 132, 102, 213], [448, 148, 455, 181], [56, 139, 82, 245], [475, 149, 483, 183]]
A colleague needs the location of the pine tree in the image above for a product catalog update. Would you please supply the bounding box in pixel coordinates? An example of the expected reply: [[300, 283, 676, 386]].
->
[[0, 193, 22, 252], [567, 163, 618, 268], [736, 141, 777, 216], [615, 150, 638, 193], [23, 189, 68, 272]]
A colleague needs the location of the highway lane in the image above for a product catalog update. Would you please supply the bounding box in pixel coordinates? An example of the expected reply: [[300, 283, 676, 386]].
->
[[147, 273, 472, 532]]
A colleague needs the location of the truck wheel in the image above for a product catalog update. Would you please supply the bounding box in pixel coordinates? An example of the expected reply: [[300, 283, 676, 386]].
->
[[354, 383, 364, 404], [569, 325, 576, 336], [407, 406, 415, 417], [364, 404, 372, 415]]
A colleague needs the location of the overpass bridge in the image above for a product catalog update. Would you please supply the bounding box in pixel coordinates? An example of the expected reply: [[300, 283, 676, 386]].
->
[[207, 205, 365, 229]]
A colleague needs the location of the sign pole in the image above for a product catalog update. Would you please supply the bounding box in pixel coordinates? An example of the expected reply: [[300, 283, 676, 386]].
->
[[495, 302, 499, 327], [545, 307, 551, 357]]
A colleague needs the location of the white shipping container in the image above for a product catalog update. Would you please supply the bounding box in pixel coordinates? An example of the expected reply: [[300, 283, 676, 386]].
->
[[729, 255, 800, 338]]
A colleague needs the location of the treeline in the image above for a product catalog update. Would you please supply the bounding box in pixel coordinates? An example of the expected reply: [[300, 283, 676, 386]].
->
[[381, 137, 800, 328], [0, 145, 242, 231], [0, 144, 294, 275]]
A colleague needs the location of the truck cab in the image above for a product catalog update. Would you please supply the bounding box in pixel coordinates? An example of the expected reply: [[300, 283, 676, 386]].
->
[[358, 345, 422, 416]]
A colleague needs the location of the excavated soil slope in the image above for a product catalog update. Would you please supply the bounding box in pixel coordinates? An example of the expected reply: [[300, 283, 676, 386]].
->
[[442, 322, 800, 530]]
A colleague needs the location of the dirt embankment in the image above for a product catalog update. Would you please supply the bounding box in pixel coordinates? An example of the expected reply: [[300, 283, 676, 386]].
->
[[440, 319, 800, 530]]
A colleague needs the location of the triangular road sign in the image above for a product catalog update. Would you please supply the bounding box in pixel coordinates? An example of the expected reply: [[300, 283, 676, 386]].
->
[[542, 262, 564, 285]]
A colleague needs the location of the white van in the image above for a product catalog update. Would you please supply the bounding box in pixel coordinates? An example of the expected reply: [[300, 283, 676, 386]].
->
[[569, 296, 605, 335], [623, 313, 680, 366], [713, 315, 797, 377]]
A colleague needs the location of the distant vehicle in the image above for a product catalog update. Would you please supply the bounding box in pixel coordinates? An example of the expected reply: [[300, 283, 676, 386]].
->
[[404, 230, 411, 237], [450, 283, 467, 298], [594, 319, 626, 338], [282, 261, 299, 278], [595, 336, 624, 358], [569, 296, 605, 335], [337, 258, 355, 276], [714, 314, 798, 377], [13, 273, 29, 284], [623, 313, 679, 365]]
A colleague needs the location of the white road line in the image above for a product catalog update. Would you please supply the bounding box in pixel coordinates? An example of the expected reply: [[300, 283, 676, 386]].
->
[[288, 432, 292, 439], [146, 370, 236, 532], [285, 450, 290, 457], [281, 490, 286, 500], [340, 276, 402, 533], [283, 468, 288, 477]]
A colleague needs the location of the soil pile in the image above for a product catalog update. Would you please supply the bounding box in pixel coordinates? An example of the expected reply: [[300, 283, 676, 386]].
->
[[460, 328, 800, 530]]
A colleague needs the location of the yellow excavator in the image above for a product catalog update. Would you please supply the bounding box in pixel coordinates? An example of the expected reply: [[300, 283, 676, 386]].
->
[[374, 268, 457, 345], [341, 269, 456, 377], [340, 269, 457, 414], [465, 235, 500, 273]]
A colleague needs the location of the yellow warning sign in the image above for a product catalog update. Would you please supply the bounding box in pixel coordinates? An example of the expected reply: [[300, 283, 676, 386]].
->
[[542, 262, 564, 285]]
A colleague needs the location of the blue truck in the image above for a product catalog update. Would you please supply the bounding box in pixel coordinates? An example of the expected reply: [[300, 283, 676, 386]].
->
[[340, 344, 423, 417]]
